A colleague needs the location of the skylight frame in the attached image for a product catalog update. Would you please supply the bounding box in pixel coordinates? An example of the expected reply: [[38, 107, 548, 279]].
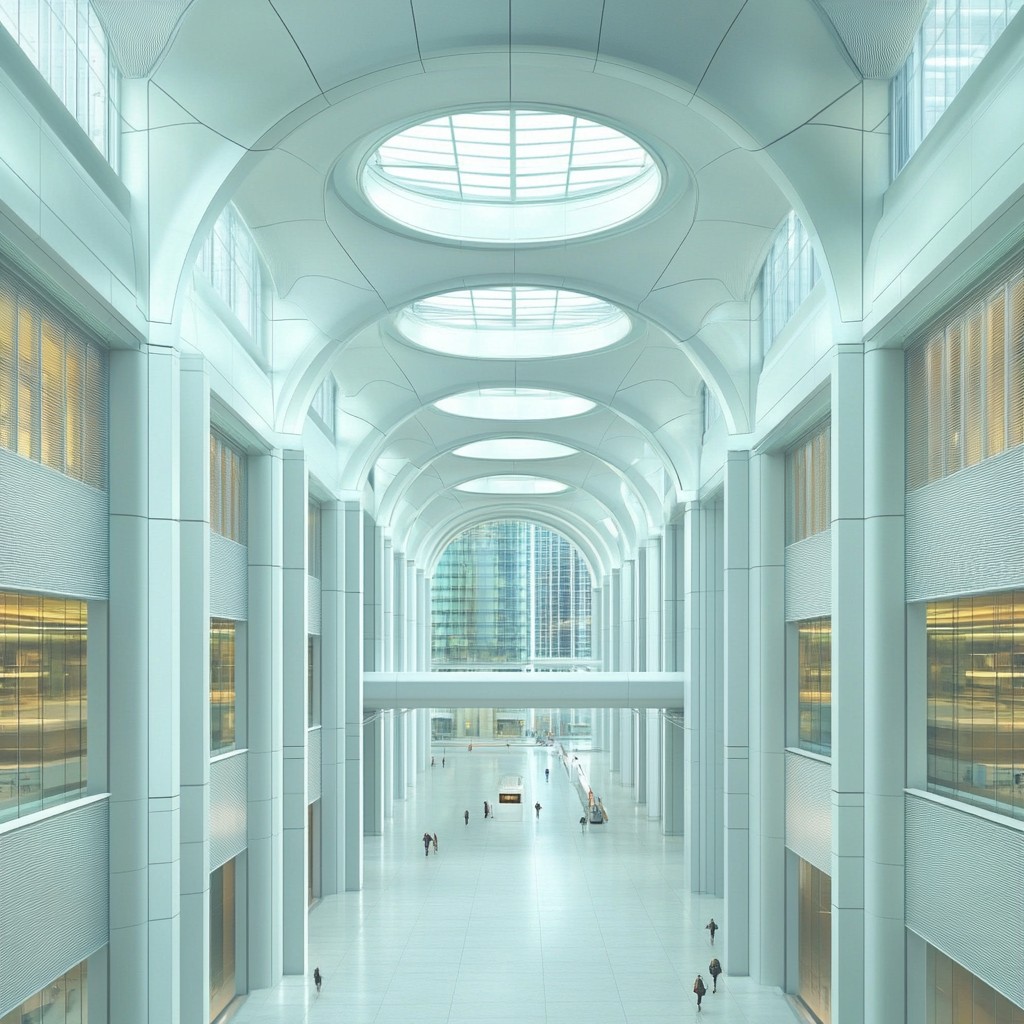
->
[[452, 439, 578, 461], [433, 389, 596, 421], [456, 475, 570, 495]]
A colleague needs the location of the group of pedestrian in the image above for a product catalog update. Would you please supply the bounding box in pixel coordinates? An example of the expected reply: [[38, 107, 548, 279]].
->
[[692, 919, 722, 1011], [421, 831, 438, 856]]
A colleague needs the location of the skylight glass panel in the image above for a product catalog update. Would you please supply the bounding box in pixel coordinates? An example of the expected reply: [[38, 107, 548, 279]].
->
[[361, 108, 661, 243], [456, 475, 569, 495], [453, 439, 578, 460], [434, 389, 596, 420]]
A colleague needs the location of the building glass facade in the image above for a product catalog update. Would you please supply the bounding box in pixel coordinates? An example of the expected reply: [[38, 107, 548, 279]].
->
[[928, 944, 1024, 1023], [797, 617, 832, 755], [797, 857, 832, 1024], [210, 618, 237, 754], [0, 592, 87, 824], [927, 592, 1024, 819], [0, 959, 88, 1024], [209, 858, 237, 1023]]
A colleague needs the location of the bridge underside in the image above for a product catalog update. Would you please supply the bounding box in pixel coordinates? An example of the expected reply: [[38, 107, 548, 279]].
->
[[362, 671, 686, 709]]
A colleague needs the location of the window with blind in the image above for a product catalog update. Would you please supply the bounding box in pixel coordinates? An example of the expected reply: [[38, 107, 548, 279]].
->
[[209, 431, 247, 543], [761, 211, 820, 356], [0, 269, 107, 488], [196, 205, 264, 345], [786, 420, 831, 544], [906, 260, 1024, 490]]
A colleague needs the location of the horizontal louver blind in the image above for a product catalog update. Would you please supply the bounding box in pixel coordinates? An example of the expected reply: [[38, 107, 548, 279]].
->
[[0, 267, 107, 489], [209, 430, 247, 544], [786, 419, 831, 544]]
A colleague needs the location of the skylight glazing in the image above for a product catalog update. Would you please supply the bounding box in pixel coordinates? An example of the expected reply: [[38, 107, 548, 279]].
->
[[363, 109, 660, 243], [434, 389, 595, 420], [399, 287, 629, 358], [453, 439, 577, 460], [456, 476, 568, 495]]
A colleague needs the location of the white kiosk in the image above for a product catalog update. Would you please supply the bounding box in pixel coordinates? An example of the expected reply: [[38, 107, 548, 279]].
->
[[495, 774, 524, 820]]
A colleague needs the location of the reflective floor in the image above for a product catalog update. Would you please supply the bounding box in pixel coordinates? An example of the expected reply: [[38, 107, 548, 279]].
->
[[232, 743, 801, 1023]]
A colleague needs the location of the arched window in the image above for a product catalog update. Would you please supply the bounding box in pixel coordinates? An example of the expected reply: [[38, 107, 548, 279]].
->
[[760, 211, 819, 356], [431, 520, 593, 668], [0, 0, 121, 169], [196, 205, 264, 346]]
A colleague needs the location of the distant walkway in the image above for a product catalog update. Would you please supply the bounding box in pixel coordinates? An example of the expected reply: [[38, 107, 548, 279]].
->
[[231, 745, 801, 1023]]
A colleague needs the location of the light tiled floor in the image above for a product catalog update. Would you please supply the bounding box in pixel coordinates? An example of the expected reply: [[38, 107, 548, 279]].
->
[[232, 743, 801, 1024]]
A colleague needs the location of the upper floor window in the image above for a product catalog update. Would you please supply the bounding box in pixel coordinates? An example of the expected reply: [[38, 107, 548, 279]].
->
[[307, 500, 321, 578], [0, 267, 107, 488], [700, 382, 721, 439], [906, 258, 1024, 490], [209, 430, 246, 543], [0, 0, 120, 169], [892, 0, 1024, 175], [786, 420, 831, 544], [196, 205, 264, 344], [761, 211, 819, 356], [310, 375, 336, 437]]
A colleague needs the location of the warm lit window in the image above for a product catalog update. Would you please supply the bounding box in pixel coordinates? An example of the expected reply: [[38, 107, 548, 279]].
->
[[906, 259, 1024, 489], [210, 618, 237, 754], [196, 205, 264, 344], [761, 212, 820, 355], [892, 0, 1024, 175], [927, 592, 1024, 821], [796, 617, 832, 756], [0, 592, 88, 823], [0, 269, 107, 487], [786, 420, 831, 544], [0, 0, 121, 169], [209, 431, 247, 543]]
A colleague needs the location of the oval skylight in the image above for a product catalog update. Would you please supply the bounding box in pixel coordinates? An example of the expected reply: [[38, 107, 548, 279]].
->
[[363, 109, 660, 243], [456, 475, 569, 495], [453, 439, 578, 460], [434, 388, 595, 420], [398, 286, 629, 359]]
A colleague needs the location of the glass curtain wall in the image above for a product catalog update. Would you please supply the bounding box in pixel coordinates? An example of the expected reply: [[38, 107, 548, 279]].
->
[[209, 858, 237, 1023], [0, 269, 108, 487], [927, 592, 1024, 820], [0, 592, 87, 823], [797, 857, 832, 1024], [0, 960, 88, 1024], [797, 617, 832, 755], [928, 944, 1024, 1022], [210, 619, 237, 754]]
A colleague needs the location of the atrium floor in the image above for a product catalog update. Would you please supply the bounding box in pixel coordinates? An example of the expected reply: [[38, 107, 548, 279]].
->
[[230, 741, 802, 1024]]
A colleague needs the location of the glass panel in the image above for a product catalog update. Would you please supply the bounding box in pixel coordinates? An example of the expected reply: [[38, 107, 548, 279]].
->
[[210, 618, 236, 753], [209, 859, 237, 1022], [797, 617, 832, 755], [797, 857, 832, 1023]]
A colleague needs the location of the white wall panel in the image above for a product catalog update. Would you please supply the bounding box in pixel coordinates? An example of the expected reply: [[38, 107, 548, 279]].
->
[[906, 791, 1024, 1007], [785, 750, 832, 875], [307, 726, 322, 804], [209, 532, 248, 620], [784, 529, 831, 621], [906, 448, 1024, 601], [0, 796, 109, 1016], [210, 751, 247, 870], [0, 449, 108, 599]]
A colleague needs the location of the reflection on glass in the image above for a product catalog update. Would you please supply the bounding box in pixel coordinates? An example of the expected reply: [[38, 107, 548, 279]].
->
[[0, 958, 88, 1024], [928, 943, 1024, 1023], [797, 617, 832, 755], [797, 858, 831, 1024], [0, 592, 88, 824], [209, 858, 237, 1022], [927, 592, 1024, 821], [210, 619, 236, 754]]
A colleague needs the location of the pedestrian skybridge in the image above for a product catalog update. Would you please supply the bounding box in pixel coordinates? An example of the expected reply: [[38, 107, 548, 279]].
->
[[362, 671, 685, 709]]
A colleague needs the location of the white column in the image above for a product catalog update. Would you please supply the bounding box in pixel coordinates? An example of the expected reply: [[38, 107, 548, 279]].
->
[[748, 451, 786, 986], [601, 576, 613, 671], [863, 346, 906, 1024], [636, 708, 647, 803], [620, 708, 634, 788], [247, 451, 284, 987], [646, 709, 662, 820], [723, 450, 750, 976], [281, 449, 308, 975], [831, 340, 866, 1021], [646, 537, 662, 671], [340, 501, 364, 891], [609, 569, 622, 771], [416, 569, 427, 670], [108, 344, 182, 1024], [178, 356, 209, 1024], [361, 514, 378, 672], [663, 708, 686, 835], [321, 503, 347, 895], [619, 562, 633, 671], [663, 520, 684, 675], [393, 711, 406, 801], [382, 709, 394, 819], [637, 548, 648, 671], [363, 712, 384, 836], [382, 537, 393, 671], [393, 551, 405, 673]]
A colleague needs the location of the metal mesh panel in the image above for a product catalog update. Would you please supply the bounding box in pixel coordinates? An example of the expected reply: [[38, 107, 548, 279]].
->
[[0, 268, 107, 489]]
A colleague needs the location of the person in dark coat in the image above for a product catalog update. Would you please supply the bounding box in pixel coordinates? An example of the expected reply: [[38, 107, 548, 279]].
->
[[313, 966, 322, 993], [693, 973, 706, 1011], [464, 809, 469, 825], [534, 801, 542, 818], [709, 957, 722, 993], [706, 917, 718, 945], [423, 832, 432, 856]]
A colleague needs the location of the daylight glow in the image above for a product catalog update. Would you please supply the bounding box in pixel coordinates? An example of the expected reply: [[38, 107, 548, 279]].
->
[[434, 388, 596, 420]]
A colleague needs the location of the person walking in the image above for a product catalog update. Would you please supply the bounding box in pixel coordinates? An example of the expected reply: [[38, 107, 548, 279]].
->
[[693, 974, 706, 1011], [483, 800, 489, 819], [313, 967, 322, 993], [545, 767, 550, 781], [708, 957, 722, 993], [705, 917, 718, 945], [442, 756, 445, 767], [579, 815, 587, 833], [423, 832, 432, 856], [534, 801, 542, 818], [433, 833, 438, 854], [431, 756, 435, 766], [464, 809, 469, 825]]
